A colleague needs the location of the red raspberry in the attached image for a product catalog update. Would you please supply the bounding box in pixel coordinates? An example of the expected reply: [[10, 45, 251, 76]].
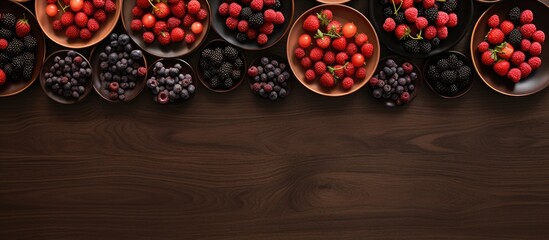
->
[[65, 25, 80, 39], [246, 28, 257, 39], [238, 20, 249, 33], [170, 1, 186, 18], [259, 22, 274, 35], [314, 61, 327, 75], [423, 0, 435, 9], [447, 13, 458, 28], [229, 2, 242, 18], [529, 42, 542, 56], [342, 77, 354, 90], [93, 0, 105, 8], [401, 0, 414, 9], [369, 77, 379, 87], [493, 60, 510, 76], [323, 51, 336, 65], [488, 14, 499, 28], [481, 51, 495, 66], [75, 12, 88, 28], [532, 30, 545, 44], [437, 26, 448, 39], [187, 0, 201, 15], [264, 9, 276, 23], [400, 92, 410, 103], [361, 42, 374, 58], [424, 25, 437, 40], [171, 27, 185, 42], [136, 0, 149, 9], [354, 33, 368, 46], [355, 67, 367, 79], [402, 62, 414, 74], [0, 69, 5, 85], [404, 7, 418, 23], [109, 82, 119, 92], [335, 52, 348, 65], [520, 10, 534, 24], [294, 48, 305, 59], [104, 0, 116, 13], [218, 3, 229, 17], [344, 64, 355, 77], [300, 57, 312, 69], [345, 43, 358, 56], [518, 62, 532, 78], [185, 32, 196, 44], [132, 6, 144, 18], [394, 24, 410, 40], [52, 20, 63, 31], [158, 31, 171, 45], [0, 39, 7, 50], [528, 57, 542, 70], [435, 11, 449, 27], [137, 67, 147, 77], [415, 17, 428, 30], [154, 21, 168, 35], [61, 12, 75, 26], [250, 0, 263, 12], [257, 33, 268, 45], [520, 24, 536, 38], [331, 65, 345, 79], [521, 39, 531, 52], [167, 17, 181, 29], [510, 51, 525, 65], [264, 0, 276, 7], [305, 69, 316, 82], [80, 28, 92, 40], [143, 31, 155, 44], [499, 20, 514, 35], [273, 11, 285, 25], [82, 1, 95, 16], [383, 17, 396, 32], [487, 28, 504, 45], [507, 68, 521, 83], [196, 9, 208, 21], [94, 10, 107, 23], [183, 14, 195, 27], [309, 47, 324, 62], [477, 41, 489, 53], [225, 17, 238, 30], [88, 19, 100, 32]]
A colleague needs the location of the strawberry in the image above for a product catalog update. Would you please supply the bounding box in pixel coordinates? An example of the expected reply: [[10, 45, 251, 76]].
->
[[404, 7, 418, 23], [0, 69, 5, 85], [332, 37, 347, 51], [154, 21, 168, 35], [319, 72, 335, 88], [15, 14, 30, 38], [294, 47, 306, 59], [326, 20, 342, 34], [415, 17, 428, 30], [320, 9, 333, 23], [314, 61, 327, 75], [167, 17, 181, 29], [250, 0, 263, 12], [187, 0, 201, 15], [80, 28, 92, 40], [518, 62, 532, 78], [507, 68, 521, 83], [143, 31, 155, 44], [303, 15, 320, 32], [171, 1, 186, 18], [496, 42, 514, 59], [493, 60, 510, 77], [342, 77, 354, 90], [435, 11, 449, 27], [424, 25, 437, 40], [330, 64, 345, 79], [345, 43, 358, 56], [315, 35, 331, 49], [88, 19, 99, 32], [218, 2, 229, 17], [487, 28, 505, 45], [0, 39, 7, 50], [520, 24, 536, 38], [300, 57, 312, 69], [488, 14, 500, 28], [528, 57, 542, 70], [65, 25, 80, 39], [383, 18, 396, 32], [257, 33, 268, 45], [520, 10, 534, 24], [171, 27, 185, 42], [477, 41, 489, 53], [75, 12, 88, 28], [361, 43, 374, 58], [263, 9, 276, 23], [185, 32, 196, 44], [395, 24, 410, 40], [323, 51, 336, 65], [510, 51, 525, 65], [335, 52, 348, 65], [309, 47, 324, 62], [238, 20, 249, 33], [229, 2, 242, 18], [158, 31, 171, 45], [447, 13, 458, 28], [305, 69, 316, 82], [529, 42, 542, 56], [481, 51, 496, 66], [532, 30, 545, 44], [520, 39, 531, 52], [354, 33, 368, 46], [61, 12, 75, 27], [499, 20, 514, 35], [343, 64, 355, 77]]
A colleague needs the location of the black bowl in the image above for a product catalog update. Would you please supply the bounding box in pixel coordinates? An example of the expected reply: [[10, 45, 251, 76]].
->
[[369, 0, 474, 58], [424, 51, 474, 99]]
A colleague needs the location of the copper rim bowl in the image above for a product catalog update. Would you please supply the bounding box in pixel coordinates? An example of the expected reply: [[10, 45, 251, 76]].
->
[[196, 39, 247, 93], [424, 51, 474, 99]]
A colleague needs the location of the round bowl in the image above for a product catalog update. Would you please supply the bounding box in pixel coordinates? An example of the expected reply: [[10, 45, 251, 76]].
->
[[146, 58, 197, 104], [0, 1, 46, 97], [424, 51, 474, 99], [475, 0, 503, 3], [471, 0, 549, 96], [121, 0, 211, 58], [369, 0, 474, 59], [90, 36, 147, 103], [40, 50, 94, 104], [35, 0, 122, 48], [317, 0, 350, 3], [210, 0, 294, 51], [247, 54, 293, 100], [287, 4, 380, 97], [196, 39, 247, 93], [368, 56, 422, 107]]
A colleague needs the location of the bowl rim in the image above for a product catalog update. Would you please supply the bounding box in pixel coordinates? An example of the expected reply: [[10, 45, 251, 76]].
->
[[40, 49, 94, 104], [89, 40, 148, 103], [0, 0, 46, 97], [469, 0, 549, 97], [146, 57, 197, 104], [210, 0, 295, 51], [247, 53, 293, 100], [35, 0, 122, 49], [286, 3, 380, 97], [316, 0, 350, 4], [120, 0, 211, 58], [195, 39, 247, 93], [423, 51, 475, 99]]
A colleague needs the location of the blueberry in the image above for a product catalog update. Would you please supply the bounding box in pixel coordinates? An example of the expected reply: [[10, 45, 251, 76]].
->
[[109, 33, 118, 41], [266, 64, 274, 71], [398, 78, 406, 86], [396, 85, 404, 94], [67, 50, 76, 58], [277, 74, 285, 83], [261, 57, 269, 65], [118, 34, 130, 45], [377, 80, 385, 88], [397, 67, 404, 75], [110, 41, 119, 48], [99, 52, 108, 61], [124, 44, 133, 53], [180, 89, 190, 99], [130, 50, 143, 60], [108, 53, 118, 64], [383, 84, 392, 92], [254, 76, 260, 82], [279, 88, 287, 98], [410, 72, 417, 80], [174, 64, 182, 70], [279, 63, 286, 70], [260, 73, 267, 82], [257, 66, 264, 74], [385, 59, 396, 67], [269, 91, 278, 101], [187, 84, 196, 94], [383, 67, 393, 75], [372, 88, 383, 98], [273, 68, 281, 76], [379, 71, 386, 80], [408, 84, 415, 92], [391, 93, 399, 100], [267, 71, 275, 79]]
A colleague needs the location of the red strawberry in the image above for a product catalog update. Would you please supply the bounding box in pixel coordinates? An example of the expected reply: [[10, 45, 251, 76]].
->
[[532, 30, 545, 44], [320, 9, 333, 22], [143, 31, 155, 44], [499, 20, 514, 35], [167, 17, 181, 29], [488, 14, 500, 28], [395, 24, 410, 40], [0, 69, 5, 85], [326, 20, 342, 34], [361, 43, 374, 58], [154, 21, 168, 35], [83, 1, 95, 16], [507, 68, 521, 83], [435, 11, 449, 27], [250, 0, 263, 12], [93, 0, 105, 8], [104, 0, 116, 13], [158, 31, 171, 45], [493, 60, 510, 77], [323, 51, 336, 65], [335, 52, 348, 65], [527, 57, 542, 70], [75, 12, 88, 28], [305, 69, 316, 82], [355, 67, 367, 79], [481, 51, 496, 66], [300, 57, 312, 69], [404, 7, 418, 23], [332, 37, 347, 51], [315, 35, 331, 49], [263, 9, 276, 23], [415, 17, 428, 30], [259, 22, 274, 35], [0, 39, 7, 50], [294, 47, 306, 59], [218, 2, 229, 16], [15, 14, 31, 38], [518, 62, 532, 78], [61, 12, 75, 26], [314, 61, 327, 75], [477, 41, 489, 53], [447, 13, 458, 28], [354, 33, 368, 46], [330, 65, 345, 79], [309, 47, 324, 62], [529, 42, 542, 56], [185, 32, 196, 44], [521, 39, 531, 52], [196, 9, 208, 21], [510, 51, 525, 65], [65, 25, 80, 39], [319, 72, 335, 88], [80, 28, 92, 40], [497, 42, 514, 60], [88, 19, 99, 32], [520, 24, 536, 38], [424, 25, 437, 40], [345, 43, 358, 56], [171, 1, 186, 18], [229, 2, 242, 18], [342, 77, 354, 90], [383, 18, 396, 32], [171, 27, 185, 42], [487, 28, 504, 45], [187, 0, 201, 15], [257, 33, 268, 45], [94, 10, 107, 23], [520, 10, 534, 24], [132, 6, 144, 18], [238, 20, 249, 33], [303, 15, 320, 32]]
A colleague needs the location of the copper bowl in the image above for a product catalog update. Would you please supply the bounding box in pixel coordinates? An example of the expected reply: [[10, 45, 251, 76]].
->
[[247, 54, 294, 100], [35, 0, 121, 48], [146, 58, 197, 103], [196, 39, 247, 93], [0, 1, 46, 97], [40, 50, 94, 104], [368, 56, 422, 107], [210, 0, 294, 51], [121, 0, 211, 58], [471, 0, 549, 96], [287, 4, 380, 97], [90, 36, 147, 103], [317, 0, 351, 3], [424, 51, 474, 99]]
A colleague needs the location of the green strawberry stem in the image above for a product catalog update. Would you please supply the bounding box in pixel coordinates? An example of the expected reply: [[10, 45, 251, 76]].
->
[[316, 11, 330, 27], [409, 30, 423, 40], [328, 62, 349, 80], [314, 29, 340, 39], [392, 0, 403, 15]]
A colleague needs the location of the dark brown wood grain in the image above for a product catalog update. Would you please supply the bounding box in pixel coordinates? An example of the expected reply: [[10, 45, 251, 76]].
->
[[1, 0, 549, 239]]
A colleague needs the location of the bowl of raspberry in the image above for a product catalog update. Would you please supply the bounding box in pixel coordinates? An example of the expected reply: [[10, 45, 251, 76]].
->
[[471, 0, 549, 96]]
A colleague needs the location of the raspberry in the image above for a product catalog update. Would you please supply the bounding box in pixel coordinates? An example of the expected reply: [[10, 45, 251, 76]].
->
[[499, 20, 514, 35], [0, 69, 5, 85], [75, 12, 88, 28], [246, 28, 257, 39], [424, 25, 437, 40], [435, 11, 449, 27], [415, 17, 428, 30], [218, 2, 229, 17], [250, 0, 263, 12], [528, 57, 542, 70], [314, 61, 327, 75], [518, 62, 532, 78], [383, 18, 396, 32], [532, 30, 545, 44], [510, 51, 525, 65], [344, 64, 355, 77], [259, 22, 274, 35], [437, 26, 448, 40], [187, 0, 201, 15], [225, 17, 238, 30], [273, 12, 285, 25], [404, 7, 418, 23], [477, 41, 489, 52], [487, 28, 504, 45], [61, 12, 74, 26], [65, 25, 80, 39], [488, 14, 500, 28], [171, 27, 185, 42], [196, 9, 208, 21], [183, 14, 195, 27], [447, 13, 458, 28], [83, 1, 95, 16], [394, 24, 410, 40], [185, 32, 196, 44], [402, 62, 414, 74], [342, 77, 354, 90], [529, 42, 542, 56], [355, 67, 366, 79], [481, 51, 495, 66], [238, 20, 249, 33], [104, 0, 116, 13], [167, 17, 181, 29], [335, 52, 348, 65], [229, 2, 242, 18], [361, 43, 374, 58], [0, 39, 7, 50], [143, 31, 154, 44], [345, 43, 358, 56], [521, 39, 531, 52], [80, 28, 92, 40], [170, 1, 186, 18], [520, 24, 536, 38], [354, 33, 368, 46], [132, 6, 144, 18], [94, 10, 107, 23], [305, 69, 316, 82], [88, 19, 100, 32], [323, 51, 335, 65], [264, 9, 276, 23], [52, 20, 63, 31], [309, 47, 324, 62], [257, 33, 268, 45], [401, 0, 414, 9], [520, 10, 534, 24], [264, 0, 276, 6], [294, 48, 305, 59], [300, 57, 312, 69], [507, 68, 521, 83]]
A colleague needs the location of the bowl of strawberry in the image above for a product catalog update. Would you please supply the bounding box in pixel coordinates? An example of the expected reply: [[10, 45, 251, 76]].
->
[[369, 0, 474, 58], [471, 0, 549, 96], [211, 0, 293, 50], [35, 0, 121, 48], [287, 4, 380, 97], [122, 0, 210, 58]]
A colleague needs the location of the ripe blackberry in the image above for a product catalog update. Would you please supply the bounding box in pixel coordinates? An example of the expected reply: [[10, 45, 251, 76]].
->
[[431, 37, 441, 47], [23, 35, 37, 50], [404, 39, 420, 53], [457, 65, 472, 81], [425, 7, 438, 22], [440, 70, 457, 84], [11, 55, 25, 71], [240, 7, 253, 20], [442, 0, 457, 12], [22, 64, 33, 79], [507, 29, 522, 48], [0, 28, 13, 40], [223, 46, 238, 61], [420, 40, 432, 53], [417, 6, 425, 17], [394, 12, 405, 24], [3, 63, 14, 76], [383, 7, 393, 18], [210, 76, 220, 88], [219, 62, 233, 79], [508, 7, 521, 22], [203, 70, 213, 80], [427, 65, 439, 80], [273, 0, 281, 9], [249, 13, 264, 29], [210, 48, 224, 67], [223, 78, 234, 89], [447, 54, 460, 69], [434, 80, 447, 94], [1, 13, 16, 29], [6, 38, 23, 55], [234, 58, 243, 69], [436, 59, 450, 71], [236, 32, 247, 42], [199, 59, 210, 70], [231, 69, 241, 80], [0, 52, 9, 65], [448, 84, 459, 96]]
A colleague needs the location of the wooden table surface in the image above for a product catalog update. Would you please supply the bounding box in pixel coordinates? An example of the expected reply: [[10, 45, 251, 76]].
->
[[2, 0, 549, 239]]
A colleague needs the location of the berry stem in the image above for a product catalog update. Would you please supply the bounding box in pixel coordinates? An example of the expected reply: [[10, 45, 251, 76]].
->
[[392, 0, 403, 15], [409, 30, 423, 40], [57, 0, 70, 13]]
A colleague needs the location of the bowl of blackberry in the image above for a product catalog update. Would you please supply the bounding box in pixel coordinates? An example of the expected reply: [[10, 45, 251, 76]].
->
[[91, 33, 148, 103], [425, 51, 474, 98], [368, 56, 421, 107], [211, 0, 294, 50], [40, 50, 93, 104], [0, 1, 46, 97], [197, 39, 246, 93], [146, 58, 197, 104], [247, 54, 292, 101], [369, 0, 474, 58]]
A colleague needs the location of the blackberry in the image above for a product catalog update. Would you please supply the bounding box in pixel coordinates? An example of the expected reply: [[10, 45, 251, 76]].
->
[[420, 40, 432, 53], [1, 13, 16, 29], [404, 39, 420, 53], [236, 32, 247, 42], [431, 37, 441, 47], [436, 59, 450, 71], [3, 63, 14, 76], [223, 46, 238, 61], [427, 65, 439, 81], [0, 28, 13, 40], [394, 12, 405, 24], [273, 0, 281, 9], [447, 54, 460, 69], [210, 48, 224, 67], [201, 49, 212, 59], [417, 6, 425, 17], [383, 7, 393, 18], [249, 13, 264, 29], [22, 64, 33, 79], [425, 7, 438, 22], [6, 38, 23, 55], [508, 7, 521, 22], [223, 78, 234, 89], [23, 52, 35, 64], [240, 7, 253, 20], [507, 28, 522, 48], [234, 58, 243, 69], [457, 65, 472, 81], [203, 70, 213, 80], [199, 59, 210, 70], [440, 70, 457, 84], [459, 74, 472, 89], [442, 0, 457, 12], [11, 55, 25, 71], [210, 76, 220, 88], [231, 69, 241, 80], [434, 81, 447, 94], [23, 35, 37, 50], [0, 52, 9, 65], [219, 62, 233, 79], [448, 84, 459, 96]]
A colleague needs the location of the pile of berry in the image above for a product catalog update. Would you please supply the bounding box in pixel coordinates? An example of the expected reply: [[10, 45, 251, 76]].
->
[[199, 45, 244, 91], [44, 50, 92, 100], [427, 54, 472, 97], [369, 59, 417, 106], [380, 0, 459, 53], [218, 0, 285, 46], [130, 0, 207, 46], [97, 33, 147, 101], [478, 7, 545, 83], [247, 57, 290, 101], [0, 12, 37, 85], [294, 9, 374, 90], [45, 0, 117, 40], [146, 61, 196, 104]]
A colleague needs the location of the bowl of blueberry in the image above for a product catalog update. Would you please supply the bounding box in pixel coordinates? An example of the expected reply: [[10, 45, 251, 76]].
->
[[368, 56, 421, 107], [90, 33, 148, 102], [40, 50, 93, 104], [197, 39, 246, 93], [424, 51, 474, 98], [146, 58, 197, 104], [247, 54, 292, 101]]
